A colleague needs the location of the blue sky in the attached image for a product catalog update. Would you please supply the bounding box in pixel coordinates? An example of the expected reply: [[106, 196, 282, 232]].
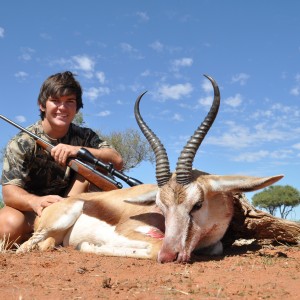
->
[[0, 1, 300, 220]]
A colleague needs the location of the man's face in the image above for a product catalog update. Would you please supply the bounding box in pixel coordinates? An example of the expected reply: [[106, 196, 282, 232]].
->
[[40, 94, 77, 129]]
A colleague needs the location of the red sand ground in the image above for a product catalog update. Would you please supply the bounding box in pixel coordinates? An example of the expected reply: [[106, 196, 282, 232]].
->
[[0, 242, 299, 299]]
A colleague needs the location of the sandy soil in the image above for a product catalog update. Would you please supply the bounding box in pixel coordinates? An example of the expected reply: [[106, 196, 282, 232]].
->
[[0, 242, 299, 300]]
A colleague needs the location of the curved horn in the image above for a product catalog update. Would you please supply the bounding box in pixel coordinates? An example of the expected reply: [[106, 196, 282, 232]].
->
[[134, 92, 172, 187], [175, 75, 220, 185]]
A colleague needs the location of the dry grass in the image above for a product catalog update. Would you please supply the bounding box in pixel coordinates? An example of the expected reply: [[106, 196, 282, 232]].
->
[[0, 235, 19, 253]]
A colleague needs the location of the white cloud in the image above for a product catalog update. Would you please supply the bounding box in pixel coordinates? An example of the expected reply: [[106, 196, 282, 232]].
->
[[120, 43, 143, 59], [120, 43, 134, 53], [290, 87, 299, 96], [19, 47, 35, 61], [97, 110, 111, 117], [233, 149, 292, 162], [231, 73, 250, 85], [72, 55, 95, 72], [253, 123, 286, 142], [251, 109, 273, 119], [48, 57, 69, 68], [271, 103, 298, 114], [196, 77, 223, 109], [14, 71, 28, 80], [269, 149, 293, 159], [96, 71, 105, 84], [207, 131, 250, 149], [85, 87, 110, 101], [251, 103, 300, 123], [85, 87, 99, 101], [233, 150, 269, 162], [172, 113, 183, 121], [201, 79, 213, 93], [141, 69, 150, 77], [149, 40, 164, 52], [224, 93, 243, 107], [292, 143, 300, 150], [129, 82, 145, 93], [136, 11, 149, 22], [198, 96, 213, 108], [206, 121, 287, 149], [172, 57, 193, 69], [157, 83, 193, 100], [40, 33, 51, 40], [0, 27, 4, 38], [15, 115, 26, 123]]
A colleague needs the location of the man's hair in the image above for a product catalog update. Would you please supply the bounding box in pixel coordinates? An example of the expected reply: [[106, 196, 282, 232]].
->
[[37, 71, 84, 119]]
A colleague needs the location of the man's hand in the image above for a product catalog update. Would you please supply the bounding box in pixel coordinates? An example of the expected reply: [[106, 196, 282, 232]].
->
[[51, 144, 80, 166], [32, 195, 64, 217]]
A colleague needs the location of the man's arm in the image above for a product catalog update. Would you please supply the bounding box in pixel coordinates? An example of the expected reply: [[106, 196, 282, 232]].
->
[[2, 185, 63, 217], [50, 144, 124, 171], [87, 147, 124, 170]]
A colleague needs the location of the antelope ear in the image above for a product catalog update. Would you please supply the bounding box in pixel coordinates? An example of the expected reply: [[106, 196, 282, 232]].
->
[[207, 174, 284, 193], [124, 188, 158, 205]]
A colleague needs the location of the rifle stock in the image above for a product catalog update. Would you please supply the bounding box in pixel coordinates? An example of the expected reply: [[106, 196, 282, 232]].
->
[[66, 158, 122, 191], [0, 114, 122, 191]]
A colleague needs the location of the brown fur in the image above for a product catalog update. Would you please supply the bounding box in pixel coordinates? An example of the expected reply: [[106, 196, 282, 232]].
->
[[17, 173, 283, 262]]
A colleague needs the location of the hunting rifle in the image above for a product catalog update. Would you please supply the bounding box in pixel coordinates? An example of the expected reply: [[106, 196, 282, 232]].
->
[[0, 114, 143, 191]]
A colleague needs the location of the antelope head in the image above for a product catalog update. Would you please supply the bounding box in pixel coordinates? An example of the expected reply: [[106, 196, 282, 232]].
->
[[134, 75, 283, 263]]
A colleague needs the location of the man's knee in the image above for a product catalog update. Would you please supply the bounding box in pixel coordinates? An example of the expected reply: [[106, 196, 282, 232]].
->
[[0, 207, 33, 243]]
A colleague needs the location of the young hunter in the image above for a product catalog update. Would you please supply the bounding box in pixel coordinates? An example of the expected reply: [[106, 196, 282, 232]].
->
[[0, 71, 123, 245]]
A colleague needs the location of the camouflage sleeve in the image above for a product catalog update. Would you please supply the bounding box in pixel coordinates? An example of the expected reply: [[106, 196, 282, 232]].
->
[[1, 133, 35, 187], [69, 124, 113, 149], [86, 133, 112, 149]]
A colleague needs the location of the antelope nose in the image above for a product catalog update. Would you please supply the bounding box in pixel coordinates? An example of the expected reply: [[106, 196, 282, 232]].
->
[[158, 249, 178, 263]]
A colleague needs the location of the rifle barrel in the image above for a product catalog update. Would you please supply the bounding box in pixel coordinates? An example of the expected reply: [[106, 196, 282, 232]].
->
[[0, 114, 53, 150]]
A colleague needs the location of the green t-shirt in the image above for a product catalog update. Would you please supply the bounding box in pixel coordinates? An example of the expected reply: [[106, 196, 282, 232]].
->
[[1, 120, 111, 196]]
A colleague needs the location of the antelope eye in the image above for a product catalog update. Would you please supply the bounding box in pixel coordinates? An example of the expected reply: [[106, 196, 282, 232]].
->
[[191, 201, 202, 212]]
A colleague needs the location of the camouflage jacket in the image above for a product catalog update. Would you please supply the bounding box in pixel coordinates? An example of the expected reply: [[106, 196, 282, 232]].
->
[[1, 120, 111, 196]]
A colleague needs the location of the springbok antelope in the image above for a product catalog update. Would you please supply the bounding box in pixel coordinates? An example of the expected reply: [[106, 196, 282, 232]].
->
[[17, 75, 283, 263]]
